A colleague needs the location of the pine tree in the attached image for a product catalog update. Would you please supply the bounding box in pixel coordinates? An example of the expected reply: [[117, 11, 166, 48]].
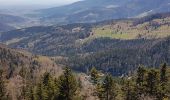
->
[[19, 66, 27, 100], [136, 66, 146, 98], [101, 74, 117, 100], [123, 78, 138, 100], [35, 83, 43, 100], [35, 73, 49, 100], [57, 67, 78, 100], [42, 72, 57, 100], [35, 72, 59, 100], [159, 63, 168, 99], [160, 63, 167, 86], [41, 85, 49, 100], [90, 67, 99, 84], [146, 69, 159, 96], [136, 65, 146, 87], [26, 84, 35, 100], [0, 69, 7, 100]]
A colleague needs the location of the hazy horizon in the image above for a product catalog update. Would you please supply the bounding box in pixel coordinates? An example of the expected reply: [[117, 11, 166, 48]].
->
[[0, 0, 81, 8]]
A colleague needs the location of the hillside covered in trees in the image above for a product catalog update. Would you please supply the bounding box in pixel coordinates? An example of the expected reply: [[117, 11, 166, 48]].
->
[[0, 45, 170, 99], [0, 44, 62, 99], [1, 0, 170, 99], [2, 12, 170, 75]]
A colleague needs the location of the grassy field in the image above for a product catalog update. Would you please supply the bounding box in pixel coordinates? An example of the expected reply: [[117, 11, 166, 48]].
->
[[90, 17, 170, 40], [92, 26, 137, 40]]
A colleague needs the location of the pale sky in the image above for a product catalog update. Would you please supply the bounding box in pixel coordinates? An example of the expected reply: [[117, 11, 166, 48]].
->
[[0, 0, 81, 6]]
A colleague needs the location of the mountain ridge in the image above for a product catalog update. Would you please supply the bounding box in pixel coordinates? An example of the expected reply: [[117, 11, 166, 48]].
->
[[37, 0, 170, 24], [2, 12, 170, 75]]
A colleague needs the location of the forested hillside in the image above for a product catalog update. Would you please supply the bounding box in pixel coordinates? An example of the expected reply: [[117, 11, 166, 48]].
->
[[0, 46, 170, 100], [0, 14, 26, 32], [38, 0, 170, 24], [2, 13, 170, 75], [0, 23, 15, 32], [1, 0, 170, 100], [0, 44, 62, 99]]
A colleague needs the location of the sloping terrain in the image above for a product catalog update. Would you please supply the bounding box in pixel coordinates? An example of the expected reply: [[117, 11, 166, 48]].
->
[[0, 14, 26, 32], [1, 12, 170, 75], [0, 13, 49, 32], [0, 22, 15, 32], [0, 43, 62, 78], [38, 0, 170, 24], [0, 44, 62, 99], [0, 14, 25, 24], [2, 13, 170, 55], [63, 37, 170, 76], [1, 24, 92, 56]]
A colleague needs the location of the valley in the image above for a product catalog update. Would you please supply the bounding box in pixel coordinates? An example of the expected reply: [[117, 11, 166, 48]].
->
[[1, 0, 170, 32], [38, 0, 170, 24], [1, 0, 170, 99], [0, 45, 170, 99], [1, 12, 170, 76]]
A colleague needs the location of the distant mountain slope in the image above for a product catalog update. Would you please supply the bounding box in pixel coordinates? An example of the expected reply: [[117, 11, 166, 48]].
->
[[1, 12, 170, 75], [0, 14, 25, 24], [38, 0, 170, 24], [0, 14, 26, 32], [0, 22, 15, 32], [0, 44, 62, 78], [63, 37, 170, 76], [1, 23, 92, 56], [2, 12, 170, 54], [0, 44, 62, 99]]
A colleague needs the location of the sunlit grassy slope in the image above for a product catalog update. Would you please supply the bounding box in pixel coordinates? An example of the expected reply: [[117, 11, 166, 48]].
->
[[86, 17, 170, 40]]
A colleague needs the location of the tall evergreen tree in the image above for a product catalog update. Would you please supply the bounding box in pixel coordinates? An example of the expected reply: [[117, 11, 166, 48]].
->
[[146, 69, 159, 96], [35, 83, 43, 100], [160, 63, 167, 85], [123, 78, 137, 100], [136, 66, 146, 87], [19, 66, 27, 100], [26, 84, 35, 100], [136, 66, 146, 98], [101, 74, 117, 100], [35, 72, 57, 100], [57, 67, 78, 100], [0, 69, 7, 100], [159, 63, 168, 99], [90, 67, 99, 84]]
